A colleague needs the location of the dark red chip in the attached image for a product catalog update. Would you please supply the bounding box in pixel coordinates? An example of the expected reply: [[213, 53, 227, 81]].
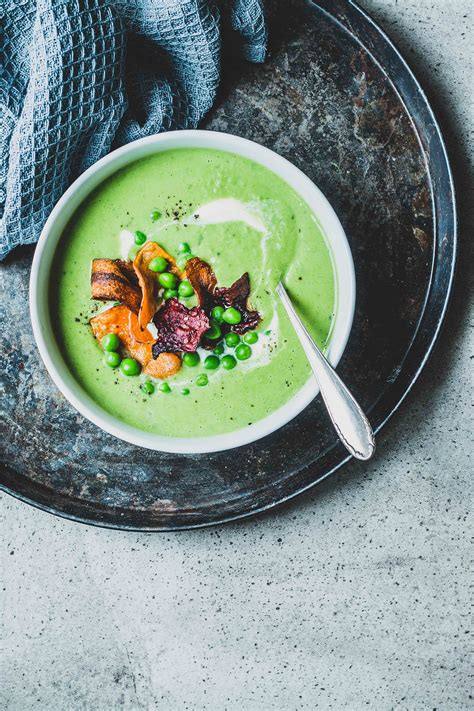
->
[[151, 299, 210, 358], [214, 273, 261, 334], [186, 258, 261, 337]]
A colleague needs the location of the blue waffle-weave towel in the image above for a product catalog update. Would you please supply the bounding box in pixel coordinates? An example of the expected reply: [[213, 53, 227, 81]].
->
[[0, 0, 267, 259]]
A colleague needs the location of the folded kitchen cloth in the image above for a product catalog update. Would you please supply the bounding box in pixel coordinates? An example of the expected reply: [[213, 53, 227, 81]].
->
[[0, 0, 267, 260]]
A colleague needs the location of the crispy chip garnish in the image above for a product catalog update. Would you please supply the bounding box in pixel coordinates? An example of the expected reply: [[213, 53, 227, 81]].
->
[[90, 305, 181, 379], [144, 352, 180, 380], [151, 298, 210, 358], [184, 257, 217, 311], [185, 257, 261, 335], [90, 246, 259, 374], [214, 272, 261, 334], [133, 242, 180, 331], [91, 259, 141, 313], [128, 310, 156, 344], [144, 352, 182, 379]]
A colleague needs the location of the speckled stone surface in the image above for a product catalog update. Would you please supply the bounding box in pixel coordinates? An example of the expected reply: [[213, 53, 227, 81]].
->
[[1, 0, 472, 708]]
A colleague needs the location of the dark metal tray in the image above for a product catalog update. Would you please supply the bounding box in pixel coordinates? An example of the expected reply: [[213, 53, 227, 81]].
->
[[0, 0, 456, 530]]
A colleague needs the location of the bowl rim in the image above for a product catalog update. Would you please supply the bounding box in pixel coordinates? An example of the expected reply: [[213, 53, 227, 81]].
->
[[29, 129, 355, 453]]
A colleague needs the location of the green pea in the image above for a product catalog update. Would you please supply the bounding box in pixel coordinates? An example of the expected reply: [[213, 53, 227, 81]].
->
[[183, 352, 200, 367], [149, 256, 168, 272], [163, 289, 178, 299], [135, 230, 147, 245], [178, 280, 194, 297], [178, 242, 191, 253], [204, 355, 220, 370], [221, 354, 237, 370], [150, 210, 161, 222], [177, 255, 190, 271], [225, 332, 240, 348], [235, 343, 251, 361], [244, 331, 258, 344], [206, 321, 222, 340], [158, 272, 178, 289], [213, 343, 224, 355], [120, 357, 141, 376], [211, 306, 225, 322], [102, 332, 120, 352], [181, 387, 190, 396], [142, 381, 155, 394], [159, 382, 171, 393], [222, 307, 242, 325], [104, 351, 121, 368], [196, 374, 208, 387]]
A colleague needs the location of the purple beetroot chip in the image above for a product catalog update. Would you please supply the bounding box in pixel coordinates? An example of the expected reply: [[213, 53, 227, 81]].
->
[[151, 298, 210, 358]]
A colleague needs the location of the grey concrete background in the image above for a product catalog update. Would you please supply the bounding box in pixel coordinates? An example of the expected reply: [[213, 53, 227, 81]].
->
[[1, 1, 472, 709]]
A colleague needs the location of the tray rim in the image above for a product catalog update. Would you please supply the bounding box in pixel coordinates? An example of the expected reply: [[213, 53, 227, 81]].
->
[[0, 0, 457, 531]]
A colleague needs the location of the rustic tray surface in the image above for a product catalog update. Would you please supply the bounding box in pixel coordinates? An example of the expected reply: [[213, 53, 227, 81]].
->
[[0, 0, 456, 529]]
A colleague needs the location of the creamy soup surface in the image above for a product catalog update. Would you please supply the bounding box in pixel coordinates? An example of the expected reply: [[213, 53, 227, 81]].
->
[[52, 148, 336, 437]]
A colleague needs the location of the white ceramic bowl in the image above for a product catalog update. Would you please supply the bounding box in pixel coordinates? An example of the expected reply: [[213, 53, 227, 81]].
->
[[30, 130, 355, 453]]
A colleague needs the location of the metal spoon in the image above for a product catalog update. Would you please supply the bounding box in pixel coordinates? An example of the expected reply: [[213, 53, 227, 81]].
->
[[276, 282, 375, 460]]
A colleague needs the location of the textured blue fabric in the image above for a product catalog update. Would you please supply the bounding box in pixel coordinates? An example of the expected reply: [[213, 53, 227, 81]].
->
[[0, 0, 267, 259]]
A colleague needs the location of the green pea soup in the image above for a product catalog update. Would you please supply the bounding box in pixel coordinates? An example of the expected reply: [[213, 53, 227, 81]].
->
[[51, 148, 336, 438]]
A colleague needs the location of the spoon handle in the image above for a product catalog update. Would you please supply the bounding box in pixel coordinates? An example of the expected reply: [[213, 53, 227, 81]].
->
[[276, 283, 375, 460]]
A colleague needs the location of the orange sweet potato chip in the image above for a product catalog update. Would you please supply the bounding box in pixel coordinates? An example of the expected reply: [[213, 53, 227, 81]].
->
[[91, 259, 142, 313], [184, 257, 217, 312], [90, 305, 181, 379], [133, 242, 180, 331], [128, 310, 155, 344], [144, 351, 182, 379]]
